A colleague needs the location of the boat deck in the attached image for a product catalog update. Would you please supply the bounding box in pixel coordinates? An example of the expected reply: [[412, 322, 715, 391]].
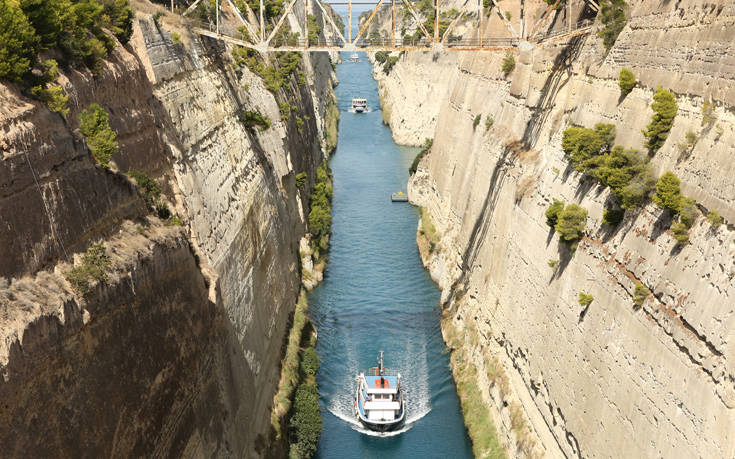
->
[[366, 375, 398, 389]]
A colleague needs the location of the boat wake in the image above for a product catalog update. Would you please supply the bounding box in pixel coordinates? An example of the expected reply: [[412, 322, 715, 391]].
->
[[325, 342, 432, 438], [346, 107, 373, 113]]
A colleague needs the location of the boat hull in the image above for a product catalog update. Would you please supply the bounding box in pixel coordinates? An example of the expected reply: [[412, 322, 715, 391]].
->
[[357, 417, 405, 432]]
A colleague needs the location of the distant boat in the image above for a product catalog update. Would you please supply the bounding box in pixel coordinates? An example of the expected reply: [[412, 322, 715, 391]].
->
[[350, 53, 360, 62], [354, 351, 405, 432], [352, 98, 367, 113], [391, 191, 408, 202]]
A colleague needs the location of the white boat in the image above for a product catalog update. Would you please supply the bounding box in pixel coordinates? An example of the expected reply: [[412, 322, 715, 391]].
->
[[352, 98, 367, 113], [350, 53, 360, 62], [354, 351, 405, 432]]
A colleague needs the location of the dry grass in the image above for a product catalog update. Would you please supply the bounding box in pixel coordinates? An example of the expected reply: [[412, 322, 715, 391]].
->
[[271, 290, 310, 438], [418, 206, 440, 252]]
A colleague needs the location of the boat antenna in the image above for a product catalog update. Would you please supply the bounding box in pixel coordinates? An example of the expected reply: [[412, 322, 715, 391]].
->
[[378, 350, 384, 376]]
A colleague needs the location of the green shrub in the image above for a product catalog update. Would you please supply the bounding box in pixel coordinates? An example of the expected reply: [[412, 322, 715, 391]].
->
[[300, 347, 319, 376], [409, 138, 433, 175], [383, 55, 399, 74], [288, 382, 322, 459], [79, 103, 118, 168], [555, 204, 588, 243], [65, 243, 112, 294], [473, 114, 481, 130], [32, 83, 69, 116], [701, 100, 716, 126], [0, 0, 39, 82], [308, 162, 332, 239], [171, 32, 181, 44], [127, 170, 162, 209], [374, 51, 388, 63], [165, 214, 183, 226], [643, 87, 678, 154], [602, 208, 624, 226], [706, 211, 722, 228], [485, 116, 494, 131], [295, 172, 307, 189], [547, 259, 559, 273], [578, 292, 594, 307], [633, 281, 650, 307], [545, 199, 564, 228], [502, 52, 515, 76], [295, 116, 304, 134], [234, 37, 302, 94], [671, 221, 689, 246], [239, 110, 271, 131], [307, 14, 320, 42], [618, 67, 635, 95], [504, 11, 511, 20], [685, 131, 697, 147], [598, 0, 627, 52], [678, 197, 697, 228], [561, 123, 616, 170], [653, 171, 682, 213]]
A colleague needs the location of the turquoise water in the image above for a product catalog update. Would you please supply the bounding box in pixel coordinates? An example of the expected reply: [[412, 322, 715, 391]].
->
[[307, 52, 473, 458]]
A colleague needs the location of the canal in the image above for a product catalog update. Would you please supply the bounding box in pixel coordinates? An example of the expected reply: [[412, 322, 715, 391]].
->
[[307, 50, 474, 458]]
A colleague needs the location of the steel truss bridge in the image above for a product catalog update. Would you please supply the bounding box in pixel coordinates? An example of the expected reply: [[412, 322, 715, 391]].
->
[[176, 0, 600, 52]]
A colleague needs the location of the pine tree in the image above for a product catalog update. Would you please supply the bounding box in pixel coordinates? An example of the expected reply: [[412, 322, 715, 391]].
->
[[643, 87, 678, 154]]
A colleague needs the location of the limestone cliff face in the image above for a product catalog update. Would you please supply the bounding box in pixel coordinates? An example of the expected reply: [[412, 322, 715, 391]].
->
[[1, 2, 336, 456], [379, 0, 735, 457]]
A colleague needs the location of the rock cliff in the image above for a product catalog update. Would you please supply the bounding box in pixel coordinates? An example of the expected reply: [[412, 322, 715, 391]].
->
[[378, 0, 735, 457], [0, 0, 337, 456]]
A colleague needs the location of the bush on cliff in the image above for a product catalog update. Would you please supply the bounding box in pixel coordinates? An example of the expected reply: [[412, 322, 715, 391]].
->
[[618, 67, 635, 95], [602, 207, 624, 226], [308, 162, 333, 241], [554, 203, 587, 244], [79, 103, 118, 168], [239, 109, 271, 131], [561, 123, 616, 170], [288, 382, 322, 459], [633, 281, 650, 307], [0, 0, 39, 82], [670, 221, 690, 246], [578, 292, 593, 307], [653, 171, 682, 213], [501, 52, 515, 76], [127, 170, 162, 209], [545, 199, 564, 228], [409, 138, 433, 175], [65, 243, 112, 294], [643, 87, 678, 154], [598, 0, 627, 52]]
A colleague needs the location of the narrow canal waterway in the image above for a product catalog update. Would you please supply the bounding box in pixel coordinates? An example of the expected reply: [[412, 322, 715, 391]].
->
[[308, 52, 473, 458]]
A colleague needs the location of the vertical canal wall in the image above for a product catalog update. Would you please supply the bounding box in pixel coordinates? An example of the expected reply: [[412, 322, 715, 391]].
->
[[375, 0, 735, 457], [0, 0, 338, 456]]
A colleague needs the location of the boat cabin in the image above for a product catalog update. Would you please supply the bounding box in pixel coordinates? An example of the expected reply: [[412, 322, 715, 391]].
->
[[351, 98, 368, 112], [361, 374, 400, 421]]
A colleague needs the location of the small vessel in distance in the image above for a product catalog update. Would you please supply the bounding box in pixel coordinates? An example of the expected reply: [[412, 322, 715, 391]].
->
[[391, 191, 408, 202], [354, 351, 405, 432], [350, 53, 360, 62], [352, 98, 368, 113]]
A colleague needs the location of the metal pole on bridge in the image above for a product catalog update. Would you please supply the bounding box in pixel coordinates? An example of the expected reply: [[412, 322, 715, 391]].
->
[[477, 0, 482, 47], [348, 0, 352, 44], [260, 0, 265, 41], [304, 0, 309, 48], [392, 0, 396, 46], [216, 0, 219, 34], [434, 0, 439, 42]]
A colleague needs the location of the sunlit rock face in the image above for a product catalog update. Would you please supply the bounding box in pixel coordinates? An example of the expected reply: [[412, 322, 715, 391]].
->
[[377, 1, 735, 457]]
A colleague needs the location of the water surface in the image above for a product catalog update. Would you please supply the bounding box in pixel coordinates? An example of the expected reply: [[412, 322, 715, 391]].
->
[[308, 51, 473, 458]]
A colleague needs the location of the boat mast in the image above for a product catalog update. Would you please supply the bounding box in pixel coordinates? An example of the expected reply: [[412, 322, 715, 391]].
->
[[378, 350, 384, 376]]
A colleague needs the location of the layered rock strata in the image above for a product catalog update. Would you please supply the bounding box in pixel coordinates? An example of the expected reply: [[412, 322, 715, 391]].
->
[[0, 2, 337, 456], [378, 0, 735, 457]]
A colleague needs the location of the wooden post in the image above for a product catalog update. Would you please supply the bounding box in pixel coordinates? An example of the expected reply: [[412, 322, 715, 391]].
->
[[171, 0, 174, 13]]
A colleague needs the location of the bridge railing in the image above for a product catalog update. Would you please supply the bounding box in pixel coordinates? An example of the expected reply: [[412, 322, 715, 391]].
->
[[531, 18, 595, 44]]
